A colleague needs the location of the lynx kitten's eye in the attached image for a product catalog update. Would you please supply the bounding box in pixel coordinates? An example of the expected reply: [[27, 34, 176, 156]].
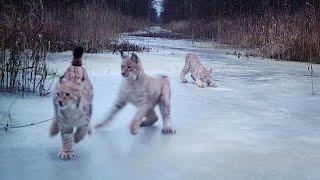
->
[[121, 65, 124, 68], [128, 65, 132, 69], [57, 93, 60, 96], [66, 93, 70, 96]]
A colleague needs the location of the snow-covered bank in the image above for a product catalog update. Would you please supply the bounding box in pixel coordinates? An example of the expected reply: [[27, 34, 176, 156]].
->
[[0, 35, 320, 179]]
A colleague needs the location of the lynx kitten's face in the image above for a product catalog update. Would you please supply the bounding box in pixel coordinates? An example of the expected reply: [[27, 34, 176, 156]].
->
[[55, 83, 80, 109], [200, 68, 213, 84], [121, 54, 141, 80]]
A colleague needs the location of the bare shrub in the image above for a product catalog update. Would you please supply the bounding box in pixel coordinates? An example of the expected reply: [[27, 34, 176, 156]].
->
[[0, 0, 51, 96], [0, 0, 149, 95], [43, 0, 148, 53]]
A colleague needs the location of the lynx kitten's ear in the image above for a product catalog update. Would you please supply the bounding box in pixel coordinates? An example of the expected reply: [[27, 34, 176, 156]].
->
[[209, 68, 213, 74], [131, 53, 139, 63], [59, 76, 66, 83]]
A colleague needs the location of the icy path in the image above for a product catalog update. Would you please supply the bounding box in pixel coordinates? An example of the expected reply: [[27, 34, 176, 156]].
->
[[1, 35, 320, 179]]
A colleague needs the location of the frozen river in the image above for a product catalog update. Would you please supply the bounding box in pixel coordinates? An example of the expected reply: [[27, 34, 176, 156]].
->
[[1, 32, 320, 179]]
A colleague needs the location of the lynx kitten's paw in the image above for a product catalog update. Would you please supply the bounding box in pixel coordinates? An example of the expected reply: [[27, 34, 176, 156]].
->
[[59, 148, 75, 160], [162, 127, 176, 134], [198, 84, 205, 88], [130, 121, 141, 135]]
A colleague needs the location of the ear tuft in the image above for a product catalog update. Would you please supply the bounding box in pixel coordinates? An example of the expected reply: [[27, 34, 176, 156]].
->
[[59, 76, 66, 83], [131, 53, 139, 63]]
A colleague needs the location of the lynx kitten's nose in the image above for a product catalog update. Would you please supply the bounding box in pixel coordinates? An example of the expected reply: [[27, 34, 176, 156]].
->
[[59, 101, 63, 106]]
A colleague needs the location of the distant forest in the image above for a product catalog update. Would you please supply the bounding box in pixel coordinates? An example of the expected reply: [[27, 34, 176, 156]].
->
[[43, 0, 157, 20], [162, 0, 320, 22]]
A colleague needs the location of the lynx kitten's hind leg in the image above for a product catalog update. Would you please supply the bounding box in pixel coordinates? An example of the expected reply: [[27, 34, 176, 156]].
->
[[59, 128, 75, 160], [140, 109, 158, 127], [49, 119, 59, 137], [159, 100, 175, 134], [74, 125, 90, 143], [130, 106, 150, 135], [159, 79, 175, 134]]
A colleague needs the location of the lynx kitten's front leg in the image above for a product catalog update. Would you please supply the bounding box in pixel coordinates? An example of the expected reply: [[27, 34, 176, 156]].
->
[[196, 78, 206, 88], [95, 100, 126, 129], [74, 125, 90, 143], [49, 119, 59, 137], [208, 80, 217, 87], [59, 128, 75, 160]]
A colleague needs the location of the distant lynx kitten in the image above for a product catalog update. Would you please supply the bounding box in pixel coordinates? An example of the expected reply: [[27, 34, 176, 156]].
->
[[95, 52, 175, 135], [49, 47, 93, 160], [180, 53, 217, 88]]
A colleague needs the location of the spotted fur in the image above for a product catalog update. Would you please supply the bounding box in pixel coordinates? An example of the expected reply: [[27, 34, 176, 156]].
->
[[95, 52, 175, 135], [49, 47, 93, 160], [180, 53, 217, 88]]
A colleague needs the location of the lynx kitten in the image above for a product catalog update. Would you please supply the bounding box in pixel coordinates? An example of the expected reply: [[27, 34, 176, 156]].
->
[[95, 52, 175, 135], [50, 47, 93, 160], [180, 53, 217, 88]]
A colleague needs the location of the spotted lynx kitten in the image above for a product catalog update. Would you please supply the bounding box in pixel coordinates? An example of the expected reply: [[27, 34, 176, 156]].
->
[[95, 52, 175, 135], [49, 47, 93, 160], [180, 53, 217, 88]]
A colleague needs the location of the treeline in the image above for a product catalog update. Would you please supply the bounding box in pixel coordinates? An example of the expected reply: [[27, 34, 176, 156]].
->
[[163, 0, 320, 63], [163, 0, 320, 22], [0, 0, 154, 94], [44, 0, 155, 19], [102, 0, 156, 19]]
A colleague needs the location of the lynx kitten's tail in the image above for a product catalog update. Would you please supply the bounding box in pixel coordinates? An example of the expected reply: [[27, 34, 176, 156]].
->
[[72, 47, 84, 66]]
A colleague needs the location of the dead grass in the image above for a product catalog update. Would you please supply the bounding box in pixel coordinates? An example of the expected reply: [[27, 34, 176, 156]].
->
[[44, 2, 148, 52], [0, 0, 148, 95], [166, 9, 320, 63]]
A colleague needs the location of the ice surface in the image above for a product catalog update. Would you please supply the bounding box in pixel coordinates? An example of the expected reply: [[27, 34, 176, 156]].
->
[[1, 34, 320, 180]]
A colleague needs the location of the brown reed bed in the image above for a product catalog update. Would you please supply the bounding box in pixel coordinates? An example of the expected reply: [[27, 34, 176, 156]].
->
[[0, 0, 149, 95], [166, 8, 320, 63]]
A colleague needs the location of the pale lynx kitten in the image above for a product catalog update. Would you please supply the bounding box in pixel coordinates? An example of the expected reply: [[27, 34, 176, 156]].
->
[[95, 52, 175, 135], [49, 47, 93, 160], [180, 53, 217, 88]]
